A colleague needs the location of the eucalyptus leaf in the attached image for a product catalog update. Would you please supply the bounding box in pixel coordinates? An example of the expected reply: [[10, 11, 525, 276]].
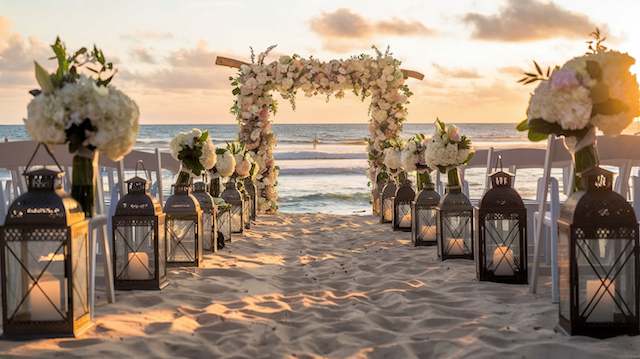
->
[[34, 61, 55, 94], [516, 119, 529, 131], [528, 130, 548, 142]]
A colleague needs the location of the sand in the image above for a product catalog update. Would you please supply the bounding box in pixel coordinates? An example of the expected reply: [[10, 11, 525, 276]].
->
[[1, 213, 640, 358]]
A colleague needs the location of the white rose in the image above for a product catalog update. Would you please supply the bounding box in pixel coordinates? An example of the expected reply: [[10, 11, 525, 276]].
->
[[216, 151, 236, 177]]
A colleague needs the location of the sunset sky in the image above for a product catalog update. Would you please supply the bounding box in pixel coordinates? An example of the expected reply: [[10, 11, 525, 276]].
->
[[1, 0, 639, 124]]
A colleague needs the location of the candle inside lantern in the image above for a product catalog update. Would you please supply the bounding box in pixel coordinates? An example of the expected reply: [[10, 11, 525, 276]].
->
[[586, 279, 615, 322], [447, 238, 465, 255], [420, 225, 437, 241], [127, 252, 151, 280], [492, 246, 514, 276], [29, 275, 64, 321], [399, 211, 411, 228], [383, 200, 393, 221]]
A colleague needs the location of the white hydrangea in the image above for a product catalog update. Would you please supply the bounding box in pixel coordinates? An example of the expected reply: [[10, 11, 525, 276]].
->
[[383, 148, 402, 170], [235, 153, 252, 178], [216, 150, 236, 178]]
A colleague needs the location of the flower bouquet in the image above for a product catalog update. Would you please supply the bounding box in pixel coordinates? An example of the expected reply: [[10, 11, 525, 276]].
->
[[401, 133, 433, 190], [24, 37, 139, 217], [517, 29, 640, 190], [169, 128, 217, 185], [424, 119, 474, 188]]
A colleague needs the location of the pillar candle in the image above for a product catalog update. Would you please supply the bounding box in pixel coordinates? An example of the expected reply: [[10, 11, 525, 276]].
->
[[492, 246, 514, 276], [399, 212, 411, 228], [448, 238, 465, 255], [29, 276, 64, 321], [128, 252, 151, 280], [420, 225, 437, 240], [586, 279, 615, 322]]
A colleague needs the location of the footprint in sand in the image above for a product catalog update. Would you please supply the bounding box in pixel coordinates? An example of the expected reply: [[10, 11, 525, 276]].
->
[[58, 338, 104, 348]]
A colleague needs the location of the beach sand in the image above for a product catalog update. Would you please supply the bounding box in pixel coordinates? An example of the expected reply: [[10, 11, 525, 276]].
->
[[1, 213, 639, 358]]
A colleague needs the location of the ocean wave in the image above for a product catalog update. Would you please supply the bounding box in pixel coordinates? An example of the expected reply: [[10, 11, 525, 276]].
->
[[279, 191, 371, 203], [279, 167, 367, 176], [275, 151, 367, 160]]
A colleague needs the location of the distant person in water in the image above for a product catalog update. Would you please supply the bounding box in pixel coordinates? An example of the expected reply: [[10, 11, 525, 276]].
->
[[313, 134, 319, 149]]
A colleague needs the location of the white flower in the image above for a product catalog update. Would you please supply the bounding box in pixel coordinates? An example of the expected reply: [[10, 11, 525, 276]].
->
[[200, 139, 217, 170], [234, 153, 251, 177], [216, 150, 236, 177], [383, 148, 402, 170], [400, 148, 417, 172]]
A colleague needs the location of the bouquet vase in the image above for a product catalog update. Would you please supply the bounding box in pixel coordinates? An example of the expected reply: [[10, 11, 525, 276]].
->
[[71, 148, 99, 218]]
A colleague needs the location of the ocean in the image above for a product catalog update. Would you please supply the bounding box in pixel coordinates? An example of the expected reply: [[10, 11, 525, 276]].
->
[[0, 123, 541, 214]]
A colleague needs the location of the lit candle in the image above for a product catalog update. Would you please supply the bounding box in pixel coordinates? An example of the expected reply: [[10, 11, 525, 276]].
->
[[447, 238, 465, 255], [29, 275, 64, 321], [127, 252, 151, 280], [586, 279, 615, 322], [383, 200, 393, 221], [399, 212, 411, 228], [492, 246, 514, 276], [420, 225, 437, 241]]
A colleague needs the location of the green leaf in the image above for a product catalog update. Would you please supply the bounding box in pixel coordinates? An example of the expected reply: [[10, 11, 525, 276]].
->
[[516, 119, 529, 132], [592, 98, 628, 115], [586, 60, 602, 80], [528, 130, 548, 142], [232, 87, 240, 95], [34, 61, 54, 94], [199, 130, 209, 142]]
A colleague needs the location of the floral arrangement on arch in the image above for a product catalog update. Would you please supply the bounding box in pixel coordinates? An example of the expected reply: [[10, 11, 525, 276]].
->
[[517, 29, 640, 189], [230, 46, 413, 213]]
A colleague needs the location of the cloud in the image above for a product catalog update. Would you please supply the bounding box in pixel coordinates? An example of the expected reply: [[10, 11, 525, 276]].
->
[[0, 20, 50, 88], [123, 41, 232, 91], [432, 63, 481, 79], [463, 0, 599, 42], [130, 47, 156, 64], [310, 8, 434, 52]]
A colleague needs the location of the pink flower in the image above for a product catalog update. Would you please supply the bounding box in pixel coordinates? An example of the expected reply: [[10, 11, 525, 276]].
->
[[447, 125, 461, 142], [258, 107, 269, 121], [550, 69, 580, 91]]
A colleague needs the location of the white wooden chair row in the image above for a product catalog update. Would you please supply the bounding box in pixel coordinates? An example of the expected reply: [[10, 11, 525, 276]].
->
[[0, 140, 179, 319]]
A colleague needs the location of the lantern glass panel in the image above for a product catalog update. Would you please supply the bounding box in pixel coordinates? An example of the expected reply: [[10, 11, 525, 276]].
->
[[4, 228, 69, 322], [576, 233, 636, 324], [395, 203, 412, 229], [230, 206, 243, 233], [157, 220, 166, 278], [483, 217, 521, 277], [441, 212, 473, 256], [114, 223, 155, 281], [217, 206, 231, 245], [558, 228, 571, 320], [71, 229, 89, 320], [383, 197, 394, 222], [202, 212, 214, 251], [167, 218, 197, 263], [416, 208, 437, 242]]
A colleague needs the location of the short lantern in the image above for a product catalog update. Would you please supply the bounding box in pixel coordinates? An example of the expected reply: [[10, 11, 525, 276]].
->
[[380, 179, 397, 224], [243, 176, 258, 221], [239, 183, 251, 230], [412, 169, 440, 246], [393, 176, 415, 232], [164, 183, 203, 267], [215, 199, 232, 248], [558, 167, 639, 338], [437, 169, 474, 260], [192, 181, 218, 253], [221, 178, 245, 234], [477, 160, 527, 284], [372, 173, 386, 216], [112, 165, 167, 290], [1, 144, 90, 338]]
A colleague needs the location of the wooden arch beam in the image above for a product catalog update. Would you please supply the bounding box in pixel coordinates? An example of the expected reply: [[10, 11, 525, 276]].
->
[[215, 56, 424, 80]]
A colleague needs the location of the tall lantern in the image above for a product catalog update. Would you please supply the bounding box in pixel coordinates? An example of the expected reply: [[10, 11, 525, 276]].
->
[[437, 168, 474, 260], [0, 144, 90, 338], [392, 175, 415, 231], [372, 172, 386, 216], [243, 177, 258, 221], [412, 167, 440, 246], [239, 182, 251, 230], [112, 163, 167, 290], [215, 199, 232, 248], [221, 178, 244, 234], [558, 167, 639, 338], [380, 179, 397, 224], [164, 182, 203, 267], [477, 158, 527, 284], [192, 181, 218, 253]]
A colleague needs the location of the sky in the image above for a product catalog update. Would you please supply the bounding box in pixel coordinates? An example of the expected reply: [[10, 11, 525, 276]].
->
[[0, 0, 639, 124]]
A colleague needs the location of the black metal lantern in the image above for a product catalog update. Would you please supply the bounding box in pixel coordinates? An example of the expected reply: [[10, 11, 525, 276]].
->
[[412, 170, 440, 246], [372, 173, 386, 216], [164, 183, 203, 267], [243, 177, 258, 221], [0, 144, 90, 338], [221, 178, 244, 234], [215, 199, 231, 248], [380, 179, 397, 224], [393, 177, 415, 232], [239, 182, 251, 231], [437, 170, 474, 260], [558, 167, 639, 338], [112, 163, 167, 290], [192, 181, 218, 254], [477, 159, 527, 284]]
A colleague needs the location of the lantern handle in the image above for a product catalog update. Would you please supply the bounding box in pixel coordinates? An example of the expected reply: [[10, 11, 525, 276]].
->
[[493, 154, 504, 172], [23, 143, 64, 174], [134, 160, 150, 181]]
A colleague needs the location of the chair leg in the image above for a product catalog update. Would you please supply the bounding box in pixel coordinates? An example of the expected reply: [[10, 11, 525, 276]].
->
[[99, 224, 116, 304], [89, 227, 97, 320], [551, 223, 559, 303]]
